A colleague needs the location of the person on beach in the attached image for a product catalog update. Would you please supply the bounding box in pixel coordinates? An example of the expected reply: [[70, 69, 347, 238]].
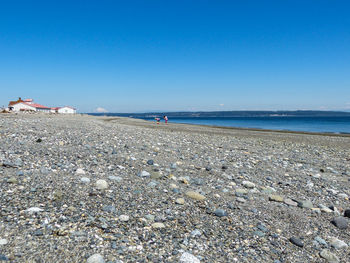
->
[[155, 117, 160, 124], [163, 115, 168, 124]]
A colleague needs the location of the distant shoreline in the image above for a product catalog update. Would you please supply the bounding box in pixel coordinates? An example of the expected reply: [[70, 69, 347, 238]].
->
[[87, 113, 350, 135], [88, 110, 350, 118]]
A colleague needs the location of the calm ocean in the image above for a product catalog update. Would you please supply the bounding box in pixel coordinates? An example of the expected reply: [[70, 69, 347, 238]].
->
[[140, 116, 350, 134]]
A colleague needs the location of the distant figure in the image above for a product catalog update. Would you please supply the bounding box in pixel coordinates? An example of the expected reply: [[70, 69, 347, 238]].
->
[[155, 117, 160, 124], [163, 115, 168, 124]]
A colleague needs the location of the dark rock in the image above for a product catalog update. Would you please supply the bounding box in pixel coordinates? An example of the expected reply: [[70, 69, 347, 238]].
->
[[36, 138, 42, 143], [344, 209, 350, 218], [289, 237, 304, 247], [214, 209, 227, 217], [147, 160, 154, 165], [0, 254, 9, 261], [331, 217, 348, 229]]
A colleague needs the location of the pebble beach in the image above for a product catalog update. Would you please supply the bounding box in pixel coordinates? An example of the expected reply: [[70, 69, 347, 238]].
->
[[1, 113, 350, 263]]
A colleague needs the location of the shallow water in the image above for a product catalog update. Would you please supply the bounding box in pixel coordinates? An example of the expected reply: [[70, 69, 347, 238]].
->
[[141, 116, 350, 133]]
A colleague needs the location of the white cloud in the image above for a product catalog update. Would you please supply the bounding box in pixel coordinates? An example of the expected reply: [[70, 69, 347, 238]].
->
[[95, 107, 108, 113], [219, 104, 224, 107]]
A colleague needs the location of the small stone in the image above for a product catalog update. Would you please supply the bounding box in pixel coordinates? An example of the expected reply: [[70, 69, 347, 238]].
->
[[235, 188, 248, 197], [242, 180, 255, 188], [152, 222, 165, 228], [0, 239, 8, 245], [185, 191, 205, 201], [147, 160, 154, 165], [261, 186, 275, 194], [298, 200, 313, 209], [81, 177, 91, 183], [331, 217, 348, 229], [95, 179, 108, 190], [26, 207, 44, 213], [344, 209, 350, 218], [321, 207, 333, 213], [108, 176, 122, 182], [319, 249, 339, 263], [103, 205, 116, 213], [257, 223, 268, 232], [314, 236, 328, 247], [179, 177, 190, 184], [76, 168, 86, 175], [190, 229, 201, 237], [7, 177, 18, 184], [179, 252, 200, 263], [147, 181, 158, 188], [119, 215, 129, 222], [138, 171, 150, 177], [86, 253, 105, 263], [53, 191, 63, 201], [145, 214, 155, 221], [33, 229, 43, 236], [253, 230, 265, 237], [289, 237, 304, 247], [40, 167, 49, 175], [236, 197, 246, 203], [329, 237, 348, 249], [213, 209, 227, 217], [269, 195, 284, 202], [284, 198, 298, 206], [151, 172, 163, 179], [176, 198, 185, 205], [0, 254, 9, 261]]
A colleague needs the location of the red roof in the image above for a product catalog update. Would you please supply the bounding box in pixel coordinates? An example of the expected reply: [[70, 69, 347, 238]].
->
[[9, 98, 24, 106], [23, 102, 50, 109]]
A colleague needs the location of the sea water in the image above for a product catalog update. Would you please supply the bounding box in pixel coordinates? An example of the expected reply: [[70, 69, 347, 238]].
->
[[141, 116, 350, 134]]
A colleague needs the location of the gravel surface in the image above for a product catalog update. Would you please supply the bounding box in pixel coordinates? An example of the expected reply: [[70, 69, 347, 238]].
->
[[0, 113, 350, 262]]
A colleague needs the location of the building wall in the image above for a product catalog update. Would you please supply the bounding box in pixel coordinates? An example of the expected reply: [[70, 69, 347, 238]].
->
[[58, 107, 76, 114], [36, 108, 51, 112], [11, 103, 36, 112]]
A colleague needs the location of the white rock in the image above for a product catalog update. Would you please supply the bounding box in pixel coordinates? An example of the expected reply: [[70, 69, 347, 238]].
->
[[95, 179, 108, 190], [108, 176, 122, 182], [138, 171, 150, 177], [152, 222, 165, 228], [0, 239, 8, 245], [330, 237, 348, 249], [242, 181, 255, 188], [26, 207, 44, 213], [320, 249, 339, 263], [76, 168, 86, 175], [80, 177, 91, 183], [86, 253, 105, 263], [338, 193, 348, 199], [179, 252, 201, 263], [119, 215, 130, 222]]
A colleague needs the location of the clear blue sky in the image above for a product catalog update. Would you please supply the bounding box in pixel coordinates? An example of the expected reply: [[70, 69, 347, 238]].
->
[[1, 0, 349, 112]]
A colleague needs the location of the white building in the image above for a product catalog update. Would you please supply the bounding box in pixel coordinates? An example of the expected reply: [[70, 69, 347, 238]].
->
[[10, 102, 36, 112], [8, 98, 76, 114], [57, 106, 76, 114]]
